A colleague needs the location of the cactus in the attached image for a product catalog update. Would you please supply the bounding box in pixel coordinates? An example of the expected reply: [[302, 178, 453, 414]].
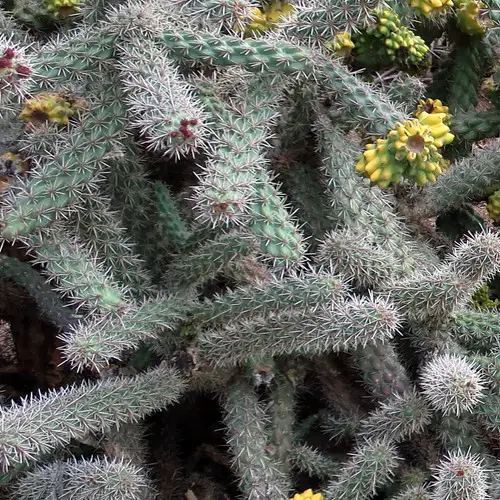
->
[[0, 0, 500, 498]]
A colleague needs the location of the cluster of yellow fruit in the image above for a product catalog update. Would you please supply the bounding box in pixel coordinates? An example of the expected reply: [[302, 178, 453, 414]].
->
[[45, 0, 82, 18], [324, 32, 355, 57], [290, 489, 324, 500], [410, 0, 489, 35], [355, 98, 455, 187], [486, 189, 500, 223], [19, 92, 86, 127], [355, 8, 429, 65], [237, 1, 295, 37], [455, 0, 487, 35], [410, 0, 454, 16], [415, 98, 452, 123]]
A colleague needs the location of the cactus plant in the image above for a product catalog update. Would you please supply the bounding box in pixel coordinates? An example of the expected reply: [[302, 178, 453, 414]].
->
[[0, 1, 500, 499]]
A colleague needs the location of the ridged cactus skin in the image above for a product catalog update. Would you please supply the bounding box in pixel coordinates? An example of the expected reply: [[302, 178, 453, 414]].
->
[[0, 1, 500, 499]]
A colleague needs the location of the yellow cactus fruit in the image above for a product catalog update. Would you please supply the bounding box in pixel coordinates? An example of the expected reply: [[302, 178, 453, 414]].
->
[[455, 0, 488, 36], [235, 7, 268, 36], [389, 119, 451, 185], [19, 92, 86, 127], [265, 1, 296, 24], [356, 7, 429, 66], [355, 140, 406, 188], [46, 0, 82, 18], [290, 489, 324, 500], [414, 98, 452, 125], [356, 115, 453, 188], [237, 2, 295, 37], [389, 119, 435, 161], [410, 0, 454, 16], [404, 155, 449, 185], [416, 112, 455, 148], [487, 189, 500, 223], [324, 32, 355, 57]]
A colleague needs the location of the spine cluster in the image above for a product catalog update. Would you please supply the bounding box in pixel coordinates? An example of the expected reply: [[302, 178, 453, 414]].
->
[[0, 1, 499, 499]]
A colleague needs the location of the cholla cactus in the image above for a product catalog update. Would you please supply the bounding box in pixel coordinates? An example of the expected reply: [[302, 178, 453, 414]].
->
[[0, 0, 500, 498], [10, 456, 156, 500], [419, 352, 486, 416], [430, 450, 490, 499]]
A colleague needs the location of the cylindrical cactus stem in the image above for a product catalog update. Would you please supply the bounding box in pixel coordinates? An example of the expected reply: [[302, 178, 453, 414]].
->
[[320, 410, 362, 443], [188, 268, 348, 326], [245, 167, 306, 269], [105, 142, 169, 277], [163, 231, 258, 293], [222, 379, 291, 499], [160, 27, 407, 134], [313, 112, 438, 274], [350, 342, 413, 401], [473, 387, 500, 433], [0, 9, 30, 43], [451, 110, 500, 141], [28, 30, 116, 93], [194, 73, 307, 268], [438, 414, 487, 455], [266, 375, 296, 476], [166, 0, 256, 32], [197, 294, 402, 366], [28, 227, 131, 317], [323, 436, 401, 499], [8, 459, 67, 499], [469, 354, 500, 390], [419, 144, 500, 217], [389, 483, 433, 500], [317, 227, 405, 288], [0, 74, 128, 241], [0, 363, 186, 472], [59, 292, 192, 372], [102, 421, 149, 464], [405, 319, 463, 356], [69, 196, 155, 299], [381, 231, 500, 322], [289, 444, 340, 480], [383, 73, 427, 112], [276, 160, 336, 244], [153, 181, 192, 253], [357, 388, 432, 442], [10, 456, 157, 500], [280, 0, 378, 41], [191, 73, 284, 227], [446, 230, 500, 284], [116, 36, 209, 159], [0, 35, 33, 119], [447, 37, 490, 114], [0, 254, 76, 329]]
